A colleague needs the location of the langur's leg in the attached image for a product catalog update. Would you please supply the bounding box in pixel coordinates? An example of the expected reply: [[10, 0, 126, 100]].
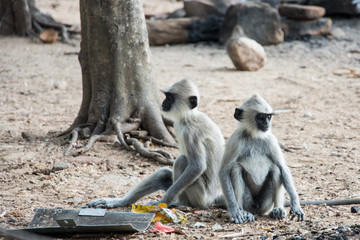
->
[[268, 170, 286, 219], [228, 166, 255, 223], [87, 167, 173, 208], [253, 170, 277, 215]]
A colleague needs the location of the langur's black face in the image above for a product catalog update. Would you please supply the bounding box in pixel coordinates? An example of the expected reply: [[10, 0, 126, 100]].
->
[[162, 92, 175, 112], [255, 113, 272, 132]]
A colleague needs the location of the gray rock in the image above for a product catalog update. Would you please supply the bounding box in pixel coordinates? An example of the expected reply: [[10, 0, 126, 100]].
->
[[281, 17, 332, 38], [220, 2, 284, 45], [193, 222, 207, 228], [53, 162, 71, 171], [73, 197, 83, 205]]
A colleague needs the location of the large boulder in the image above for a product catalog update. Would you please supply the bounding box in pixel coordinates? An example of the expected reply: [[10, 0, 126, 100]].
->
[[219, 2, 284, 45]]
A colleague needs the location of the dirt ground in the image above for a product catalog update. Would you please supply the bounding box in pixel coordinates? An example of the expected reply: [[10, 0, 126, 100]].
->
[[1, 0, 360, 239]]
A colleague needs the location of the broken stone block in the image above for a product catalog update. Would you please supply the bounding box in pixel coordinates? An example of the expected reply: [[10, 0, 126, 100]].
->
[[219, 2, 283, 45], [226, 36, 266, 71], [184, 0, 247, 18], [307, 0, 360, 16], [278, 4, 325, 20], [184, 0, 221, 18], [281, 17, 332, 38]]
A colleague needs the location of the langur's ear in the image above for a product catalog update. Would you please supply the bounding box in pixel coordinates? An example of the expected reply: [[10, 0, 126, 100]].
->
[[189, 96, 197, 109], [234, 108, 244, 121]]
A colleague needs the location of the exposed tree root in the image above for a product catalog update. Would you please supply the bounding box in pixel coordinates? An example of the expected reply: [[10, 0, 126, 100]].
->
[[112, 118, 132, 151], [74, 134, 114, 156], [125, 138, 174, 165], [64, 127, 80, 156], [62, 118, 175, 165], [136, 136, 178, 148]]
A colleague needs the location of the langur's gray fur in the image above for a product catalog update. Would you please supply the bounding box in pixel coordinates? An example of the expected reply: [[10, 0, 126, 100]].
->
[[87, 79, 225, 209], [219, 94, 304, 224]]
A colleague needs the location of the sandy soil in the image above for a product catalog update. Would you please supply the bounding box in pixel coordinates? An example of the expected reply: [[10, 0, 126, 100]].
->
[[1, 0, 360, 239]]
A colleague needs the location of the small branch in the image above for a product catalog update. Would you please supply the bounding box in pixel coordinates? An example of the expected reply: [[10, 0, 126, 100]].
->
[[273, 109, 295, 114], [279, 142, 293, 152], [220, 229, 244, 239], [64, 127, 80, 156], [125, 138, 174, 165], [285, 198, 360, 206]]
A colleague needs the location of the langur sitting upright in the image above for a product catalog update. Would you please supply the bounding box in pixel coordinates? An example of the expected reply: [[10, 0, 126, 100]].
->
[[219, 94, 304, 224], [87, 79, 225, 209]]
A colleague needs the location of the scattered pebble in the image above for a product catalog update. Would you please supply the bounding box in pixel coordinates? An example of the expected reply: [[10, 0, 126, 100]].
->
[[73, 197, 83, 205], [119, 165, 126, 169], [351, 206, 359, 213], [53, 162, 71, 171], [211, 223, 223, 231], [54, 80, 67, 90], [192, 222, 207, 228], [331, 28, 346, 39], [304, 112, 312, 117]]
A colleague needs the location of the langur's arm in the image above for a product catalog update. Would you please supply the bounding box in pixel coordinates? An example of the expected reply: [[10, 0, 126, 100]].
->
[[161, 141, 206, 204], [270, 143, 304, 221]]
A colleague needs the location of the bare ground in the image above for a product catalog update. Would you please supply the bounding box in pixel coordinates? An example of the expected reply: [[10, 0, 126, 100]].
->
[[1, 0, 360, 239]]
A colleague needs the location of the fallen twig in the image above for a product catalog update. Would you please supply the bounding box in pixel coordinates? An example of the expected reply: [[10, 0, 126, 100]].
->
[[220, 229, 244, 238], [273, 109, 295, 114], [285, 198, 360, 206]]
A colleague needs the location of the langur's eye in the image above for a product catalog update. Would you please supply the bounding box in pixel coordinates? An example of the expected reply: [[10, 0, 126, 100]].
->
[[256, 113, 272, 121], [166, 93, 175, 103]]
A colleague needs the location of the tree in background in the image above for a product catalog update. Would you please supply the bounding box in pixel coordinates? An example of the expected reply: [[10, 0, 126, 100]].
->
[[62, 0, 175, 164], [1, 0, 176, 164], [0, 0, 75, 43]]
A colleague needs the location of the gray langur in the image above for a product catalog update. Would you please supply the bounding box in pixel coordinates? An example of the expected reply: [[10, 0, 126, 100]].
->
[[87, 79, 225, 209], [219, 94, 304, 224]]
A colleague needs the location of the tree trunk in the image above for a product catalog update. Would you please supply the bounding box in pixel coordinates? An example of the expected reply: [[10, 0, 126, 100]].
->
[[71, 0, 175, 148], [0, 0, 75, 43]]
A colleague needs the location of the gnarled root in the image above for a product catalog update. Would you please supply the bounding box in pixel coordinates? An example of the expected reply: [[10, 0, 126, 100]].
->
[[63, 119, 175, 165]]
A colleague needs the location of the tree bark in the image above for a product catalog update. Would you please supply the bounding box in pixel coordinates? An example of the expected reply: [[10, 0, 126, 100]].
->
[[70, 0, 175, 149]]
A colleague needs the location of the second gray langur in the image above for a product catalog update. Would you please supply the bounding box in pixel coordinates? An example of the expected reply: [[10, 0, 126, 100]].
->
[[86, 79, 225, 209], [219, 94, 304, 224]]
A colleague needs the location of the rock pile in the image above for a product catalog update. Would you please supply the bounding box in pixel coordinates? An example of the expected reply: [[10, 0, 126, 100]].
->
[[279, 3, 332, 38]]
